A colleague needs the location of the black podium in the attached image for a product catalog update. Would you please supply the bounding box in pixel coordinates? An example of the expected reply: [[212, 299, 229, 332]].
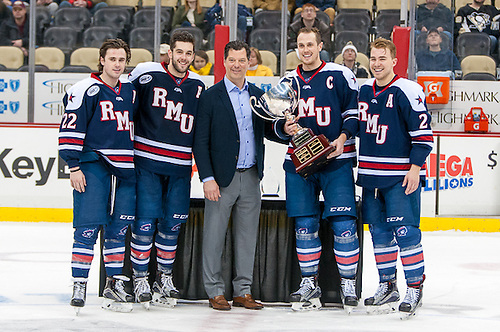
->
[[100, 199, 363, 304]]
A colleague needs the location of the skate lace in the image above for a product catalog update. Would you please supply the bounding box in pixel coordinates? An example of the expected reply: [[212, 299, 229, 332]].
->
[[134, 276, 150, 295], [115, 279, 127, 296], [341, 279, 356, 297], [73, 282, 86, 299], [297, 277, 315, 295], [403, 287, 420, 304], [373, 282, 389, 301], [161, 274, 177, 292]]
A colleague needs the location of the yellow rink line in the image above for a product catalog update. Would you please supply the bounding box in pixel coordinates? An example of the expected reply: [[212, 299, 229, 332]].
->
[[1, 207, 500, 232]]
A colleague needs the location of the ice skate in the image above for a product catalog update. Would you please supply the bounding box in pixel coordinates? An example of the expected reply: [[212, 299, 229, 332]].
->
[[151, 271, 180, 308], [133, 275, 152, 310], [101, 275, 134, 312], [70, 278, 87, 315], [340, 278, 358, 314], [289, 276, 322, 311], [399, 283, 423, 320], [364, 279, 400, 314]]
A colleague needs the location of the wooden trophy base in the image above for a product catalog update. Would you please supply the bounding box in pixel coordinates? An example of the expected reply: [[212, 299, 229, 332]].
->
[[290, 129, 335, 178]]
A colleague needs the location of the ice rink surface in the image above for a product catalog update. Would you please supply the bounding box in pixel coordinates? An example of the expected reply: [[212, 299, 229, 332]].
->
[[0, 222, 499, 332]]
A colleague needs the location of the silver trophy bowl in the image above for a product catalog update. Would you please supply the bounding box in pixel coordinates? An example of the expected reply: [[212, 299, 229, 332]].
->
[[250, 79, 299, 121]]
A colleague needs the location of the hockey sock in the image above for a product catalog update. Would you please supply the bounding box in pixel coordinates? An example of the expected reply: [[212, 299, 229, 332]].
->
[[72, 226, 99, 278], [394, 225, 425, 286], [369, 224, 398, 282], [330, 216, 359, 279], [295, 216, 321, 277], [131, 218, 156, 277], [155, 220, 182, 274], [103, 222, 129, 277]]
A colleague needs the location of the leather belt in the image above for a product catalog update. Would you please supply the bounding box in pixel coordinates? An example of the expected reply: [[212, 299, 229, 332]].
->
[[236, 165, 255, 172]]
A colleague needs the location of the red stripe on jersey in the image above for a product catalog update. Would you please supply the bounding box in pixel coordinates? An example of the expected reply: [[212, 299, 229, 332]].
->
[[359, 162, 411, 170], [134, 142, 192, 160], [343, 144, 356, 152], [375, 252, 398, 263], [59, 138, 84, 145], [107, 155, 134, 162], [401, 252, 424, 265], [157, 249, 176, 259], [412, 136, 433, 142], [297, 252, 321, 262], [104, 253, 125, 262], [335, 253, 359, 265], [72, 253, 93, 263]]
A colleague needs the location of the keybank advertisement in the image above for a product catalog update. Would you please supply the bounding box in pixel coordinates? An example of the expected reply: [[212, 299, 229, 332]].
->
[[0, 72, 28, 122], [0, 126, 498, 216]]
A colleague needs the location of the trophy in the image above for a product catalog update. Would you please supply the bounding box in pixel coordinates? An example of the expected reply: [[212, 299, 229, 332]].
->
[[250, 78, 335, 178]]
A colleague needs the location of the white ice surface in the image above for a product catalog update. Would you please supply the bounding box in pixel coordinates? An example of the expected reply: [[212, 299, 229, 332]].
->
[[0, 222, 499, 331]]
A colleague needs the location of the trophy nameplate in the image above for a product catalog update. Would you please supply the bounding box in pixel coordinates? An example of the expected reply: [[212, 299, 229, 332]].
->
[[250, 78, 335, 178]]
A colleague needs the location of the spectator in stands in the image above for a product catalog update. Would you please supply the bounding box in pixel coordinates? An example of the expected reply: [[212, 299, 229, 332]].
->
[[340, 41, 369, 78], [0, 1, 39, 56], [246, 47, 273, 76], [0, 2, 9, 23], [160, 43, 170, 64], [455, 0, 500, 51], [253, 0, 295, 13], [416, 28, 461, 73], [25, 0, 59, 16], [295, 0, 335, 24], [59, 0, 107, 15], [288, 3, 330, 61], [205, 1, 252, 36], [189, 49, 213, 75], [416, 0, 453, 40], [172, 0, 205, 31], [2, 0, 12, 9]]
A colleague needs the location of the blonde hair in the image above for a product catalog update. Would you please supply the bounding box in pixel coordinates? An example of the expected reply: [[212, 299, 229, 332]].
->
[[184, 0, 202, 15], [370, 37, 397, 59], [250, 47, 262, 65]]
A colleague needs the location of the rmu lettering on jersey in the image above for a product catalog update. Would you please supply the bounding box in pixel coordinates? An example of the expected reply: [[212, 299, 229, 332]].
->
[[357, 76, 434, 189], [58, 73, 136, 179], [129, 62, 205, 177], [279, 62, 359, 174]]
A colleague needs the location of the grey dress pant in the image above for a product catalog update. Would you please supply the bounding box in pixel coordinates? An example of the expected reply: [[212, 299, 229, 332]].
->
[[202, 167, 261, 299]]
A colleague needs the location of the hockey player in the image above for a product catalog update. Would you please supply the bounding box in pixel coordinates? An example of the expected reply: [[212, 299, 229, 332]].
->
[[357, 38, 433, 319], [128, 31, 205, 308], [276, 27, 360, 313], [59, 39, 137, 314]]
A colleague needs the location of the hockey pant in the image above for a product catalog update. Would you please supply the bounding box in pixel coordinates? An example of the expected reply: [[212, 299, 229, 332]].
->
[[370, 224, 425, 286], [295, 215, 359, 278], [131, 218, 181, 276]]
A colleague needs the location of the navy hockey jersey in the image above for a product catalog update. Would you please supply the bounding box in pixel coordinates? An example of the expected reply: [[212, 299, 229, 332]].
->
[[277, 61, 359, 174], [58, 73, 137, 180], [129, 62, 205, 177], [357, 76, 434, 189]]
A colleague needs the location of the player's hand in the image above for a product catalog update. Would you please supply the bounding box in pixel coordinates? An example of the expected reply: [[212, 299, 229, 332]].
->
[[402, 165, 421, 195], [203, 179, 221, 202], [284, 118, 298, 136], [70, 168, 86, 193], [327, 133, 347, 159]]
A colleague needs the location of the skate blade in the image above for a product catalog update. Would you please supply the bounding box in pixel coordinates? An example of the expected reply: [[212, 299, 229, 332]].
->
[[141, 301, 151, 310], [101, 298, 133, 313], [73, 307, 81, 316], [343, 305, 355, 315], [291, 298, 322, 311], [366, 302, 398, 315], [152, 292, 177, 308], [399, 310, 417, 320]]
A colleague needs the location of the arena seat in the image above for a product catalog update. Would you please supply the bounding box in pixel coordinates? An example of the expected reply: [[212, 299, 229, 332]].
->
[[259, 50, 277, 74], [170, 26, 204, 50], [83, 27, 118, 48], [456, 32, 491, 60], [92, 7, 132, 40], [205, 49, 214, 64], [70, 48, 100, 71], [333, 11, 372, 33], [142, 0, 177, 6], [59, 65, 92, 73], [0, 46, 24, 69], [133, 8, 173, 33], [106, 0, 138, 6], [35, 47, 66, 70], [461, 55, 497, 80], [292, 11, 330, 27], [253, 10, 289, 30], [333, 31, 369, 58], [53, 7, 91, 31], [17, 65, 50, 72], [334, 52, 370, 70], [207, 29, 244, 49], [286, 50, 302, 71], [249, 28, 281, 55], [43, 27, 79, 55], [337, 0, 373, 11], [129, 48, 153, 68], [376, 0, 402, 11], [374, 10, 400, 37], [35, 7, 51, 40], [129, 27, 155, 52]]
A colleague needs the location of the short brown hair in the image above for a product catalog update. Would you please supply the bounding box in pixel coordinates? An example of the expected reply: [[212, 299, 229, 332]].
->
[[370, 37, 397, 59], [297, 27, 322, 45], [224, 40, 250, 59], [170, 30, 196, 51], [249, 47, 263, 65], [98, 38, 131, 73]]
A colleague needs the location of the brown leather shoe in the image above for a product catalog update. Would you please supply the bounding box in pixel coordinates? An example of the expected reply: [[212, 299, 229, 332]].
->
[[209, 295, 231, 311], [232, 294, 263, 310]]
